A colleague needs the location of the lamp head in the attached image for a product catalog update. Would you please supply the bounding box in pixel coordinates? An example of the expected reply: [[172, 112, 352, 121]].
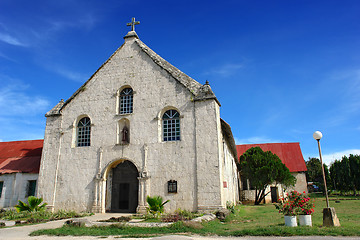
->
[[313, 131, 323, 140]]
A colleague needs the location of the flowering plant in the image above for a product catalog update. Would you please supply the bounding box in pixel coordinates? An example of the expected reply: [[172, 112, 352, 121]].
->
[[297, 192, 315, 215], [275, 190, 315, 216], [275, 200, 297, 216]]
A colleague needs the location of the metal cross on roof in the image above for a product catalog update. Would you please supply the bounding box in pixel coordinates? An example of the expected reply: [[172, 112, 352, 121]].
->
[[127, 17, 140, 32]]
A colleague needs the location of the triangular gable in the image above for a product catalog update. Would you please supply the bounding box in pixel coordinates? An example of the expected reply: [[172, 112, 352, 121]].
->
[[236, 142, 307, 172], [47, 31, 219, 116]]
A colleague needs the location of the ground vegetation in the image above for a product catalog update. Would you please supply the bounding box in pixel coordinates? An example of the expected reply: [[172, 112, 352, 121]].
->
[[30, 194, 360, 237]]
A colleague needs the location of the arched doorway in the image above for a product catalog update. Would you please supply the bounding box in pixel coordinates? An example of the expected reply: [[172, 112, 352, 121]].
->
[[110, 160, 139, 212]]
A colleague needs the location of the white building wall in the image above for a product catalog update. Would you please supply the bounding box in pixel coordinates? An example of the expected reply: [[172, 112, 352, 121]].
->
[[287, 172, 308, 194], [0, 174, 14, 208], [219, 139, 239, 207], [0, 173, 38, 208], [37, 115, 63, 210], [240, 186, 272, 204], [194, 100, 222, 211]]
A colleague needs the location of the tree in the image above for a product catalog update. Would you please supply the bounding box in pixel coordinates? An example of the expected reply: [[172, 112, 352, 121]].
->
[[305, 157, 330, 193], [306, 158, 322, 183], [349, 154, 360, 193], [239, 147, 296, 205], [329, 154, 360, 195]]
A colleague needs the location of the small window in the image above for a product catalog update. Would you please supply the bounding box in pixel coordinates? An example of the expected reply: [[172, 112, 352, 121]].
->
[[26, 180, 36, 197], [168, 180, 177, 193], [162, 110, 180, 141], [77, 117, 91, 147], [0, 181, 3, 198], [119, 88, 133, 114]]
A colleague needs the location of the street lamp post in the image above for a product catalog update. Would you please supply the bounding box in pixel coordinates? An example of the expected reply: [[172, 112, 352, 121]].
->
[[313, 131, 340, 227], [312, 131, 330, 208]]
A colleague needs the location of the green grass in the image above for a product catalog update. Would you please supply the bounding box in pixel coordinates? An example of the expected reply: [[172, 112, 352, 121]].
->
[[30, 222, 202, 238], [30, 196, 360, 237], [0, 209, 93, 222]]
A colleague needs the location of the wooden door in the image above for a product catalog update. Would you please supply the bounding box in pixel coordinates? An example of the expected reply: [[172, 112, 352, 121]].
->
[[111, 161, 139, 212]]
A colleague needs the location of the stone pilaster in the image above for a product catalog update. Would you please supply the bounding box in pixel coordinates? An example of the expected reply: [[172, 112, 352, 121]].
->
[[137, 171, 150, 214]]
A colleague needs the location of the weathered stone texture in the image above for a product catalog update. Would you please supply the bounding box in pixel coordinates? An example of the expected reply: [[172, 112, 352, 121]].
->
[[37, 32, 238, 213], [289, 172, 308, 194]]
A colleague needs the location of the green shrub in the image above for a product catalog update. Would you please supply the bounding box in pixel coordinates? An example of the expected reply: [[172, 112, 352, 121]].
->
[[146, 195, 169, 217], [0, 208, 92, 221], [14, 196, 47, 212]]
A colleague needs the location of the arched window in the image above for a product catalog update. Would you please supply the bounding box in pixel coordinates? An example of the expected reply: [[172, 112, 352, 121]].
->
[[162, 109, 180, 141], [119, 88, 133, 114], [77, 117, 91, 147]]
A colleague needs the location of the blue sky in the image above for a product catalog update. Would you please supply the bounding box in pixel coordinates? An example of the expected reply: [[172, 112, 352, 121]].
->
[[0, 0, 359, 165]]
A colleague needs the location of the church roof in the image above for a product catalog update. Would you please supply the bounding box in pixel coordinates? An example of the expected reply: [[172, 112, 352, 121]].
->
[[0, 140, 43, 174], [236, 142, 307, 172], [220, 119, 237, 159], [45, 99, 64, 117], [47, 31, 219, 116]]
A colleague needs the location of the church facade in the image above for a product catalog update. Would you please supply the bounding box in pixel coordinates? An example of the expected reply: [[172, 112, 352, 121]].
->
[[37, 23, 239, 213]]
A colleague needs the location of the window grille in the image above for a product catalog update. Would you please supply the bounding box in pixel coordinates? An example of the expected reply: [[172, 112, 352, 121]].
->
[[77, 117, 91, 147], [26, 180, 36, 197], [162, 110, 180, 141], [120, 88, 133, 114], [168, 180, 177, 193]]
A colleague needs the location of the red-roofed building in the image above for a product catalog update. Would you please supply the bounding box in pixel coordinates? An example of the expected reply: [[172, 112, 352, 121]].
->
[[0, 140, 43, 208], [236, 142, 307, 204]]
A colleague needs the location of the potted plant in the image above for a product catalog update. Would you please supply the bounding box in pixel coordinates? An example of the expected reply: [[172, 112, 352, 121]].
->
[[297, 192, 314, 226], [276, 190, 315, 227], [275, 193, 298, 227]]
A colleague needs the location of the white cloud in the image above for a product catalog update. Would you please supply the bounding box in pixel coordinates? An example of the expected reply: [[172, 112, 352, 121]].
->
[[33, 13, 98, 42], [0, 32, 26, 46], [47, 15, 96, 33], [322, 69, 360, 127], [45, 65, 89, 82], [235, 136, 281, 145], [322, 149, 360, 165], [0, 51, 16, 62], [0, 77, 49, 117], [204, 63, 244, 77], [0, 77, 49, 141]]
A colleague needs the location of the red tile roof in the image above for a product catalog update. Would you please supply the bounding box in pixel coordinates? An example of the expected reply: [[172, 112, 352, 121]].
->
[[236, 142, 307, 172], [0, 140, 43, 174]]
